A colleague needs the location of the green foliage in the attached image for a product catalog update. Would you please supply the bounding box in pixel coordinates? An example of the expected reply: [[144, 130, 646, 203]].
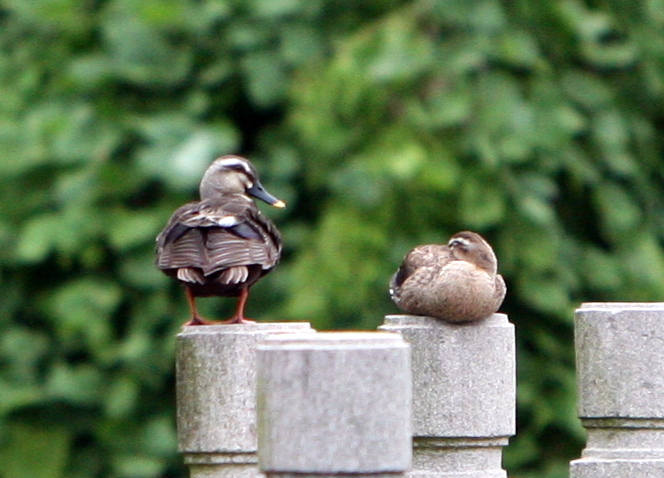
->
[[2, 0, 664, 477]]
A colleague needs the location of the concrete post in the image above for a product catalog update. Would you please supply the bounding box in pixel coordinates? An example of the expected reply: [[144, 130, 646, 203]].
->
[[176, 323, 315, 478], [380, 314, 515, 478], [570, 302, 664, 477], [256, 332, 412, 478]]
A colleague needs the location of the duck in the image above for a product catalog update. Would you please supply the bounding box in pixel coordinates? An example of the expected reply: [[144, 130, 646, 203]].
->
[[389, 231, 506, 323], [156, 155, 285, 325]]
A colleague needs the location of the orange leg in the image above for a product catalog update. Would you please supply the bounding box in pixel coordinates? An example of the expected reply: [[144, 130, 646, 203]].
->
[[182, 287, 255, 326], [219, 288, 256, 324], [183, 288, 211, 326]]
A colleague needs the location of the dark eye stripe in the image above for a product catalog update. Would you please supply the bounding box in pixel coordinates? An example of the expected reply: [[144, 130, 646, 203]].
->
[[449, 238, 470, 248]]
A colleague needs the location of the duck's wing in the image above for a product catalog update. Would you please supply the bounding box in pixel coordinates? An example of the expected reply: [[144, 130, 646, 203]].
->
[[156, 198, 282, 276], [389, 244, 451, 301], [493, 274, 507, 305], [156, 201, 205, 269]]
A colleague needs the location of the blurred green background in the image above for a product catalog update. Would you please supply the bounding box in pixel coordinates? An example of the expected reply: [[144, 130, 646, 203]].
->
[[2, 0, 664, 477]]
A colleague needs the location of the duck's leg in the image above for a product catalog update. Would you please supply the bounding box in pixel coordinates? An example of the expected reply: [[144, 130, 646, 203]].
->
[[183, 288, 213, 326], [220, 288, 256, 324]]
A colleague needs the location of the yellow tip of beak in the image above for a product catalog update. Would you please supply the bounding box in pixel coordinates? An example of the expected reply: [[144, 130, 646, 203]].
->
[[273, 200, 286, 208]]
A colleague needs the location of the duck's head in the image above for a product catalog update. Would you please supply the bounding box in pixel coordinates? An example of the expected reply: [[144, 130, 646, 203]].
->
[[447, 231, 498, 274], [199, 155, 286, 208]]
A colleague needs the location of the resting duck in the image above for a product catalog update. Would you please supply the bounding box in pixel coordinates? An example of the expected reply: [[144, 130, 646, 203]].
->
[[389, 231, 506, 323], [156, 155, 285, 325]]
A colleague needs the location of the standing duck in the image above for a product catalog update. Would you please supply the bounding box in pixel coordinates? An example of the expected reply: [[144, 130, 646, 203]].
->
[[389, 231, 506, 323], [156, 155, 285, 325]]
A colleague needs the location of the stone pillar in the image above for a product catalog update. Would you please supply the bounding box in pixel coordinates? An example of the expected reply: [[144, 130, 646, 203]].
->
[[256, 332, 412, 478], [380, 314, 515, 478], [570, 302, 664, 477], [176, 323, 315, 478]]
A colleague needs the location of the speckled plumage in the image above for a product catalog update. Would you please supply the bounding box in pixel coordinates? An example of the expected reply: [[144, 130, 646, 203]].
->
[[156, 155, 284, 325], [389, 231, 505, 323]]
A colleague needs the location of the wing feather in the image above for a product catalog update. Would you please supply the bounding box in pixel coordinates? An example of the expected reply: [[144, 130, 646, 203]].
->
[[155, 195, 282, 278]]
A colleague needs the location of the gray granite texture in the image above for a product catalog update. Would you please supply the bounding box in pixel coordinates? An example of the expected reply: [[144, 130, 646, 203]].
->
[[380, 314, 515, 478], [571, 303, 664, 477], [176, 322, 314, 478], [572, 461, 664, 477], [575, 302, 664, 418], [380, 314, 515, 438], [408, 438, 508, 478], [256, 332, 412, 477]]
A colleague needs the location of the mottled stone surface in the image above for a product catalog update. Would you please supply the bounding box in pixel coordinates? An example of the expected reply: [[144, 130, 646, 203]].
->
[[572, 460, 664, 477], [575, 302, 664, 418], [408, 437, 507, 478], [257, 332, 412, 476], [380, 314, 515, 478], [578, 421, 664, 459], [176, 323, 314, 477], [185, 462, 262, 478], [268, 475, 403, 478], [380, 314, 515, 437], [268, 473, 403, 478], [571, 303, 664, 477]]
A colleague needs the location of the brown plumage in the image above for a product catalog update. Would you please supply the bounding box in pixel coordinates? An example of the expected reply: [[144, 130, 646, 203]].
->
[[156, 155, 284, 325], [389, 231, 506, 323]]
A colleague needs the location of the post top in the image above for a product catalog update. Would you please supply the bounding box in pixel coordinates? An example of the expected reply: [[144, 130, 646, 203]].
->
[[177, 322, 313, 337], [258, 331, 408, 350], [578, 302, 664, 311], [382, 313, 509, 328]]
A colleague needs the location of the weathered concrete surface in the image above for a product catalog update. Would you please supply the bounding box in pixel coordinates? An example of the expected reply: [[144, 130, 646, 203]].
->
[[575, 302, 664, 417], [571, 303, 664, 478], [176, 322, 314, 478], [381, 314, 515, 478], [257, 332, 412, 477]]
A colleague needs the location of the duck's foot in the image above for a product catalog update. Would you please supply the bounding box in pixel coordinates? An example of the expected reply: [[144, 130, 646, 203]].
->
[[219, 316, 256, 325], [182, 315, 256, 326], [181, 287, 256, 325], [183, 315, 215, 326], [217, 288, 255, 324]]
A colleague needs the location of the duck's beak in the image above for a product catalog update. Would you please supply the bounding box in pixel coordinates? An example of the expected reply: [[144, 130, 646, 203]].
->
[[247, 182, 286, 208]]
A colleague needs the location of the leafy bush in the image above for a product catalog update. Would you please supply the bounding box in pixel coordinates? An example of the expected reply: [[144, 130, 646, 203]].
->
[[2, 1, 664, 477]]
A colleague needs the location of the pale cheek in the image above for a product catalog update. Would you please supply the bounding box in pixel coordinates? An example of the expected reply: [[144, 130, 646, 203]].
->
[[225, 175, 245, 190]]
